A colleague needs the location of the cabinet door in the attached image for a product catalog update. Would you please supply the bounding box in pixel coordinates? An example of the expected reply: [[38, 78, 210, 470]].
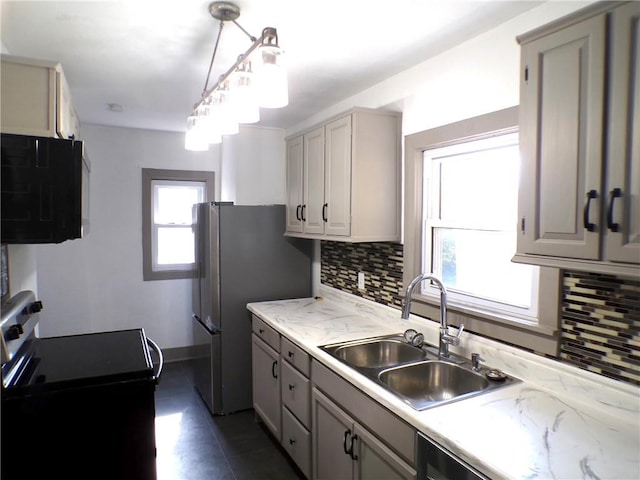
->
[[304, 127, 325, 234], [286, 136, 304, 233], [312, 388, 354, 480], [353, 424, 417, 480], [324, 115, 352, 236], [605, 3, 640, 264], [518, 14, 606, 259], [0, 60, 56, 137], [252, 335, 281, 440]]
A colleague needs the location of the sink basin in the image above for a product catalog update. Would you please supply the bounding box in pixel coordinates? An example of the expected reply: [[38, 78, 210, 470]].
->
[[379, 361, 490, 409], [320, 334, 519, 410], [332, 339, 427, 368]]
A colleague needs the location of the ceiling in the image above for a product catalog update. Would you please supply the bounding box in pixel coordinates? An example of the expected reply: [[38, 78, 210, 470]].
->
[[1, 0, 543, 133]]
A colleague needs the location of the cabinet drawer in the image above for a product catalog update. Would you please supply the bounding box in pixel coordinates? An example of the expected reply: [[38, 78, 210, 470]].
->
[[252, 315, 280, 352], [281, 337, 310, 376], [281, 361, 310, 428], [282, 406, 311, 479]]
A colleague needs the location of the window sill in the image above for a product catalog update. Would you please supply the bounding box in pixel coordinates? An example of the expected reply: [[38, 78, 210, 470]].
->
[[143, 269, 197, 281], [408, 295, 559, 355]]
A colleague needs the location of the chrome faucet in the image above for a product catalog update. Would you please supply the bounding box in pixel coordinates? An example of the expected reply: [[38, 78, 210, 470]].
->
[[401, 273, 464, 359]]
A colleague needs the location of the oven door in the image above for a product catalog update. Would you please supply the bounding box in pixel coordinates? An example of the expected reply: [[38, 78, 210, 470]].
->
[[417, 432, 488, 480], [1, 329, 161, 480]]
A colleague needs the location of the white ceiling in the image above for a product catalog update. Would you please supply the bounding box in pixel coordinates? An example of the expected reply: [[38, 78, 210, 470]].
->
[[1, 0, 543, 133]]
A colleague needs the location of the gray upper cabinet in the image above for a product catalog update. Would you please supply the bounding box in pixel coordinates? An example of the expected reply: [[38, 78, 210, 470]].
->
[[285, 108, 401, 242], [514, 1, 640, 277], [286, 136, 305, 234], [303, 126, 327, 235], [606, 2, 640, 264]]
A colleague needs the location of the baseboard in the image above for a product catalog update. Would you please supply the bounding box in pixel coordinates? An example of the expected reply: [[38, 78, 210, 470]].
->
[[161, 345, 197, 363]]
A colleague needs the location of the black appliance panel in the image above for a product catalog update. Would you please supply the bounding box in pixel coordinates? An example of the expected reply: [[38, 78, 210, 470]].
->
[[1, 328, 162, 480], [417, 432, 488, 480], [3, 329, 154, 395], [1, 133, 85, 243]]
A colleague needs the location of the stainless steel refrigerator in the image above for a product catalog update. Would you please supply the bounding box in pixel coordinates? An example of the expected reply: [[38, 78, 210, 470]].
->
[[192, 202, 312, 415]]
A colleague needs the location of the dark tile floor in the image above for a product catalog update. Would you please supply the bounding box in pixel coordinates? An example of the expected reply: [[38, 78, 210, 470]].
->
[[154, 360, 305, 480]]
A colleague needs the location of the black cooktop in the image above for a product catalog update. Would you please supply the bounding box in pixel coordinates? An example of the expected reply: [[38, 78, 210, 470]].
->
[[4, 329, 154, 395]]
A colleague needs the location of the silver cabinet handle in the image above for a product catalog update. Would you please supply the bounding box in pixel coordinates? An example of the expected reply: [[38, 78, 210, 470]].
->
[[147, 337, 164, 384]]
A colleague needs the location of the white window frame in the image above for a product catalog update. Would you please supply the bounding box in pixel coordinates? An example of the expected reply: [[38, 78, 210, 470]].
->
[[142, 169, 215, 281], [421, 132, 540, 323], [150, 179, 206, 273], [403, 107, 560, 355]]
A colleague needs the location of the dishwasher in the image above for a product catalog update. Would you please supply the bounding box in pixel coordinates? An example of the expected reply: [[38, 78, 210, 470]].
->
[[417, 432, 489, 480]]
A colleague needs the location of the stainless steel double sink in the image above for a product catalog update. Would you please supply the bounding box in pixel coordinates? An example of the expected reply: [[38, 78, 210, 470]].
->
[[320, 334, 518, 410]]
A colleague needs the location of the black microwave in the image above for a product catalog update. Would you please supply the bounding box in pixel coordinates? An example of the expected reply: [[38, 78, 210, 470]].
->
[[1, 133, 90, 244]]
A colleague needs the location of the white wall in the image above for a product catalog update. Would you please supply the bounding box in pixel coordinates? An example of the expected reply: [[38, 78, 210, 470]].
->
[[7, 245, 37, 295], [35, 124, 286, 349], [221, 126, 287, 205], [286, 1, 595, 137]]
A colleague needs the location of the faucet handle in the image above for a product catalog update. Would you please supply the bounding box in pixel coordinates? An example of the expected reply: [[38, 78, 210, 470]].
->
[[441, 324, 465, 347]]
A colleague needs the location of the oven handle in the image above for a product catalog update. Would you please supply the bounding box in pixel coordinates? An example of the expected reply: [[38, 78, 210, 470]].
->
[[147, 337, 164, 384]]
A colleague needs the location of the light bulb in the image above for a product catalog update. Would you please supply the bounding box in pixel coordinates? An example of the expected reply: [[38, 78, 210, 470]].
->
[[214, 84, 239, 135], [201, 97, 222, 144], [231, 63, 260, 124], [255, 44, 288, 108], [185, 115, 208, 151]]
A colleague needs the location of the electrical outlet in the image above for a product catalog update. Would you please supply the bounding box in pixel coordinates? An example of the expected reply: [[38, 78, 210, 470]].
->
[[357, 272, 365, 290]]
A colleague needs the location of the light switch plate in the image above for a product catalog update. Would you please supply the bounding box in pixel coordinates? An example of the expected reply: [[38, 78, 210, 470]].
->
[[357, 272, 365, 290]]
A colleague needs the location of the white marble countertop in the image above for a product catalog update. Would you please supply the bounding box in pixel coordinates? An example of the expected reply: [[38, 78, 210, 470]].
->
[[247, 286, 640, 480]]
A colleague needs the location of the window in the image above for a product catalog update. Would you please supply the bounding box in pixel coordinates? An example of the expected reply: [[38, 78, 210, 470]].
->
[[142, 169, 214, 281], [404, 107, 560, 355], [422, 133, 539, 321]]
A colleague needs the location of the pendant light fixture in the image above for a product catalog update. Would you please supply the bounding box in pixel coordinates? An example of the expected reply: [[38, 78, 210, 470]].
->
[[185, 2, 288, 151]]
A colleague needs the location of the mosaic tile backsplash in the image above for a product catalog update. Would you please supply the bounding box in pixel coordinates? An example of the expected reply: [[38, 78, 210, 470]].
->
[[321, 241, 640, 387], [320, 241, 404, 308], [561, 271, 640, 386]]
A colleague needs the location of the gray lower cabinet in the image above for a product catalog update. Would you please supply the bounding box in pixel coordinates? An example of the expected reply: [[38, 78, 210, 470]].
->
[[312, 387, 416, 480], [311, 361, 416, 480], [282, 407, 312, 477], [281, 337, 312, 478], [251, 333, 281, 440], [251, 313, 416, 480]]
